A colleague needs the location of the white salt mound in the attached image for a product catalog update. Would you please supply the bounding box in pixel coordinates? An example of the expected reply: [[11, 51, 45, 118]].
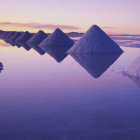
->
[[8, 32, 23, 46], [15, 31, 32, 45], [1, 32, 11, 39], [15, 31, 33, 50], [39, 28, 74, 52], [0, 31, 5, 39], [67, 25, 123, 54], [27, 30, 48, 46], [4, 32, 16, 43], [27, 30, 47, 54]]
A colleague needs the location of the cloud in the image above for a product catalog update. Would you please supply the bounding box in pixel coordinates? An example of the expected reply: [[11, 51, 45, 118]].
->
[[0, 41, 11, 46], [0, 22, 80, 30], [102, 27, 114, 29]]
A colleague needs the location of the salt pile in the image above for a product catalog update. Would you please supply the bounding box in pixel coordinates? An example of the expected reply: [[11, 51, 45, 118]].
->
[[8, 32, 23, 47], [67, 25, 123, 54], [1, 32, 11, 39], [27, 30, 48, 45], [3, 32, 15, 43], [70, 53, 122, 78], [0, 30, 5, 38], [39, 28, 74, 52], [27, 30, 47, 55], [15, 31, 33, 50]]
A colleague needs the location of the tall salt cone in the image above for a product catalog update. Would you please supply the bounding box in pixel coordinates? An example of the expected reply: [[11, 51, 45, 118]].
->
[[3, 32, 16, 44], [67, 25, 123, 54], [39, 28, 74, 52], [15, 31, 33, 51], [0, 30, 5, 39], [2, 32, 12, 39], [8, 32, 23, 47], [27, 30, 47, 55]]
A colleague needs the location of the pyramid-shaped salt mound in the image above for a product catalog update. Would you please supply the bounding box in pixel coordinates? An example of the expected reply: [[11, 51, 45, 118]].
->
[[0, 32, 7, 39], [15, 31, 33, 50], [8, 32, 23, 47], [3, 32, 16, 43], [39, 28, 74, 52], [27, 30, 48, 45], [124, 56, 140, 87], [1, 31, 11, 39], [27, 30, 47, 55], [67, 25, 123, 54], [70, 53, 122, 78], [0, 30, 5, 39]]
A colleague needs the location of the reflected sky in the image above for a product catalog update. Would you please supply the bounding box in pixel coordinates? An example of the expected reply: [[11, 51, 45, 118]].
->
[[0, 44, 140, 139]]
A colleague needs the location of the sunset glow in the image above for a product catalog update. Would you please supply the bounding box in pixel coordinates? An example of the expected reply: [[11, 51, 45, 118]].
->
[[0, 0, 140, 34]]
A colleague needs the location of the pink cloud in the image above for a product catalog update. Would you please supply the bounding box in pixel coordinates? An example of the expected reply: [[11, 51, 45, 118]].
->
[[0, 22, 80, 30]]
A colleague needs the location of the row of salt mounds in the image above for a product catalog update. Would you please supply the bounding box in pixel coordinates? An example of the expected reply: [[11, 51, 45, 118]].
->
[[8, 32, 24, 47], [0, 31, 11, 39], [3, 32, 16, 44], [27, 30, 48, 55], [39, 28, 74, 52], [67, 25, 123, 54], [15, 31, 33, 50], [0, 30, 5, 38]]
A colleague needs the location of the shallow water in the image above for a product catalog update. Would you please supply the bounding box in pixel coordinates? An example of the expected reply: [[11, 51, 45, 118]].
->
[[0, 44, 140, 140]]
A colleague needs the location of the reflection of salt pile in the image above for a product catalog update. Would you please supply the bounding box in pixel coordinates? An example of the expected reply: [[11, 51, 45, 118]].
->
[[8, 32, 23, 47], [67, 25, 123, 54], [15, 31, 33, 50], [44, 47, 68, 63], [27, 30, 47, 55], [71, 53, 122, 78], [125, 56, 140, 87], [39, 28, 74, 52], [0, 62, 4, 73], [3, 32, 16, 44]]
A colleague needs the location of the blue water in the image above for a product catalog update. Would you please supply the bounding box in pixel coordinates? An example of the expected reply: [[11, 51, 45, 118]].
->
[[0, 45, 140, 140]]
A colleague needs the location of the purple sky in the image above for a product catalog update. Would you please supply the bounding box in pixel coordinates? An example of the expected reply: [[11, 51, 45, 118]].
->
[[0, 0, 140, 34]]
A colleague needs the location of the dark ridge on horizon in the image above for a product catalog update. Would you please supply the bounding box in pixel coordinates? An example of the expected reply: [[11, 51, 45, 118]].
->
[[0, 29, 140, 48], [1, 29, 140, 37]]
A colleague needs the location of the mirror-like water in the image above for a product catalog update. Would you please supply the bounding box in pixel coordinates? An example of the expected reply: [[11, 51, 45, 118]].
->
[[0, 43, 140, 140]]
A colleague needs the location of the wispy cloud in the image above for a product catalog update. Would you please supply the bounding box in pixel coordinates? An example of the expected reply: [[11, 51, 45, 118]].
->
[[0, 41, 11, 46], [102, 27, 114, 29], [0, 22, 80, 30]]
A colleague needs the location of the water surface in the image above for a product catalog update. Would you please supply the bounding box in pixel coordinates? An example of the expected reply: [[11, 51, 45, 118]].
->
[[0, 44, 140, 140]]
